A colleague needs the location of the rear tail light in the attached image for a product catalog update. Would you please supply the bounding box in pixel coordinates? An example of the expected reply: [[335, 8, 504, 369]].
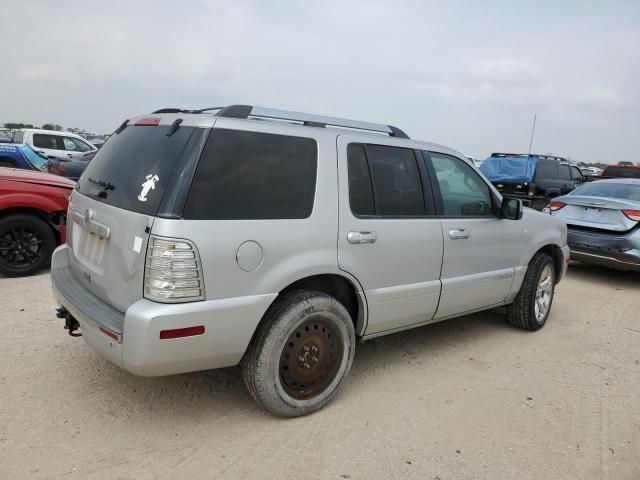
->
[[50, 164, 68, 175], [144, 236, 205, 303], [622, 210, 640, 221], [548, 201, 566, 211]]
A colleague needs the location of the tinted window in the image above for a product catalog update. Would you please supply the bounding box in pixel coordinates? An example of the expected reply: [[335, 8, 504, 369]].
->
[[184, 129, 317, 220], [77, 125, 197, 215], [570, 166, 583, 181], [558, 164, 572, 181], [603, 167, 640, 178], [365, 145, 425, 216], [347, 144, 375, 216], [33, 133, 61, 150], [430, 152, 493, 216], [534, 159, 557, 179]]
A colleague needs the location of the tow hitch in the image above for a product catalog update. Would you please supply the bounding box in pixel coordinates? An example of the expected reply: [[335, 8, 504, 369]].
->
[[56, 307, 82, 337]]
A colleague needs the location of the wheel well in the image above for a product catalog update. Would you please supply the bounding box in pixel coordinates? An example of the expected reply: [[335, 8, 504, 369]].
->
[[280, 274, 361, 332], [536, 244, 563, 282], [0, 156, 17, 166], [0, 207, 64, 245]]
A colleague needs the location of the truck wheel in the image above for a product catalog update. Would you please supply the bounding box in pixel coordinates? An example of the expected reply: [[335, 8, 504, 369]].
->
[[0, 214, 56, 277], [242, 290, 356, 417], [507, 253, 555, 330]]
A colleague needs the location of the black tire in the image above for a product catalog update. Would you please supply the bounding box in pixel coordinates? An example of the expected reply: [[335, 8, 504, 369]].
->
[[242, 290, 356, 417], [507, 253, 556, 331], [0, 214, 56, 277]]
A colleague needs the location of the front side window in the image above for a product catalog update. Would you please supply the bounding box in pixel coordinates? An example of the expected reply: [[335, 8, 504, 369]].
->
[[32, 133, 60, 149], [63, 137, 92, 152], [570, 166, 583, 181], [347, 143, 426, 217], [558, 164, 572, 181], [429, 152, 493, 216], [184, 129, 318, 220]]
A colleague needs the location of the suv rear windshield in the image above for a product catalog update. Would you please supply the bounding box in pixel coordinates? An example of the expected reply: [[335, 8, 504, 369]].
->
[[603, 167, 640, 178], [77, 125, 197, 215]]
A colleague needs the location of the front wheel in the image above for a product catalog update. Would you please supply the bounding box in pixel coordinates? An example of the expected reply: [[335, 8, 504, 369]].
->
[[0, 214, 56, 277], [507, 253, 555, 330], [242, 290, 356, 417]]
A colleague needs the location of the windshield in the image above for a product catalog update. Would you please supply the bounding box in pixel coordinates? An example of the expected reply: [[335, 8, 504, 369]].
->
[[76, 125, 197, 215], [571, 182, 640, 201], [19, 144, 48, 170]]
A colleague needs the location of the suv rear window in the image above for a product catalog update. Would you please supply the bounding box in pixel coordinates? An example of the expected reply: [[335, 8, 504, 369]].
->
[[183, 129, 317, 220], [77, 125, 197, 216]]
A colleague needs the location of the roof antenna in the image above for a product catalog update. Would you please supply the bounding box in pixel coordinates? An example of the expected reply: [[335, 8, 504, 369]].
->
[[528, 114, 537, 155]]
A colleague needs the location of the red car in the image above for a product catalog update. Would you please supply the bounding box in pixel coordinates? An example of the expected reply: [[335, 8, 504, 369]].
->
[[594, 164, 640, 180], [0, 167, 74, 277]]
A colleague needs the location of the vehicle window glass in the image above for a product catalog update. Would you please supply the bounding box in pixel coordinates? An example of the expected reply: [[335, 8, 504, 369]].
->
[[570, 166, 583, 181], [63, 137, 91, 152], [558, 165, 572, 181], [603, 167, 640, 178], [184, 129, 317, 220], [77, 125, 197, 216], [32, 133, 59, 149], [365, 145, 425, 216], [534, 159, 557, 179], [347, 144, 375, 216], [571, 182, 640, 201], [429, 152, 493, 216]]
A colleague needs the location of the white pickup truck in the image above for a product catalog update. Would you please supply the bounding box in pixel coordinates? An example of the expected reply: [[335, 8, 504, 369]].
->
[[12, 129, 97, 160]]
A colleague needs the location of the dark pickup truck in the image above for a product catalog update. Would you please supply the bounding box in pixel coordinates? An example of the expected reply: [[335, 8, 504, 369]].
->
[[480, 153, 585, 210]]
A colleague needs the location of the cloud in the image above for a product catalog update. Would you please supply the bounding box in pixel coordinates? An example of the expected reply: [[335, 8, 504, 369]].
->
[[573, 86, 624, 110]]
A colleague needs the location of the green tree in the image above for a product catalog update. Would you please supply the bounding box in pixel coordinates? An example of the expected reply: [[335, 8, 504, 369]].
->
[[618, 161, 634, 166], [42, 123, 64, 131]]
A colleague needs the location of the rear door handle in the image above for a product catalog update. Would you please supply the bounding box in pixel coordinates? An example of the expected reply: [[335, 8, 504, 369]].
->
[[449, 228, 470, 240], [348, 231, 377, 244]]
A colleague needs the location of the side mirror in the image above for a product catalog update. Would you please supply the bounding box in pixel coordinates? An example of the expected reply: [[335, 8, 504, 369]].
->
[[500, 197, 523, 220]]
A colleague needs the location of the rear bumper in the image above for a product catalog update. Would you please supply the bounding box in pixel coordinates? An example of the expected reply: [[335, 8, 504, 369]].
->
[[568, 227, 640, 271], [51, 244, 277, 376]]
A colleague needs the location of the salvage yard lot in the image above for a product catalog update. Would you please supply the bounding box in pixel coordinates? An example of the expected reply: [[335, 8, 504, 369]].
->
[[1, 264, 639, 479]]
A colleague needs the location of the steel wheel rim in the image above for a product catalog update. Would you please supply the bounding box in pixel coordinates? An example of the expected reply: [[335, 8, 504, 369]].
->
[[534, 265, 554, 322], [279, 315, 344, 400], [0, 226, 45, 270]]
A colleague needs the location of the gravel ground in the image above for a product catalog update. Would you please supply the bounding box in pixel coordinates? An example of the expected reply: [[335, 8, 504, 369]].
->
[[1, 263, 639, 479]]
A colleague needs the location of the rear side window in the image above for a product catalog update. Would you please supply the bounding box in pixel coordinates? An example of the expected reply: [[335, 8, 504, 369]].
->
[[558, 164, 572, 181], [33, 133, 61, 150], [184, 129, 317, 220], [347, 143, 426, 217], [534, 159, 557, 179], [77, 125, 197, 215]]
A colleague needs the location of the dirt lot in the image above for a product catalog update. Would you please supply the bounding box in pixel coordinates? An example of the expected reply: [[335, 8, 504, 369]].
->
[[1, 264, 639, 480]]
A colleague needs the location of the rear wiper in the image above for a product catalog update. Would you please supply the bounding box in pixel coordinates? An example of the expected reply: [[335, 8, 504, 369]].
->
[[87, 177, 115, 198]]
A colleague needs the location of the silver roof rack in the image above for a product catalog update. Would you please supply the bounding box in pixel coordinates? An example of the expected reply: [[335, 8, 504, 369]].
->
[[152, 104, 409, 138]]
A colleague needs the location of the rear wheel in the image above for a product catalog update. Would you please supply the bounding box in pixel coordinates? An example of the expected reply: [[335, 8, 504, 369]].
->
[[0, 214, 56, 277], [242, 290, 356, 417], [507, 253, 555, 330]]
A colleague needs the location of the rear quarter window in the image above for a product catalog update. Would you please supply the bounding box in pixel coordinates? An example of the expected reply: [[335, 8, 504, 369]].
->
[[183, 129, 318, 220], [534, 159, 557, 180]]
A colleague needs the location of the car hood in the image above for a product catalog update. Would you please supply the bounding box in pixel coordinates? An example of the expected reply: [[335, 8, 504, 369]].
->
[[0, 167, 76, 189]]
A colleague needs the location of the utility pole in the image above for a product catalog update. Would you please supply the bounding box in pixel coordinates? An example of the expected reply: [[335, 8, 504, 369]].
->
[[528, 114, 537, 155]]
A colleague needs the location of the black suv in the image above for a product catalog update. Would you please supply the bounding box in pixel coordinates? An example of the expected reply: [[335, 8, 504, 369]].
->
[[480, 153, 585, 210]]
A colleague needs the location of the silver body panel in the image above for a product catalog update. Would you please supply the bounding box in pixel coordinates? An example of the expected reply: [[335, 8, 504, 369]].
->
[[51, 112, 569, 376]]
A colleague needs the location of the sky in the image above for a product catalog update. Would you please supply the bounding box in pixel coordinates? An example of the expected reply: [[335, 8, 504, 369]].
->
[[2, 0, 639, 164]]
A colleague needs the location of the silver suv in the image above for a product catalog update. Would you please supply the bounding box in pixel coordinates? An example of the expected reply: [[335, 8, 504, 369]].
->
[[51, 105, 570, 417]]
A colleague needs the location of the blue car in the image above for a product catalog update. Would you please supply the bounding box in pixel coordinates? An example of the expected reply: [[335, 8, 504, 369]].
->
[[0, 143, 49, 171]]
